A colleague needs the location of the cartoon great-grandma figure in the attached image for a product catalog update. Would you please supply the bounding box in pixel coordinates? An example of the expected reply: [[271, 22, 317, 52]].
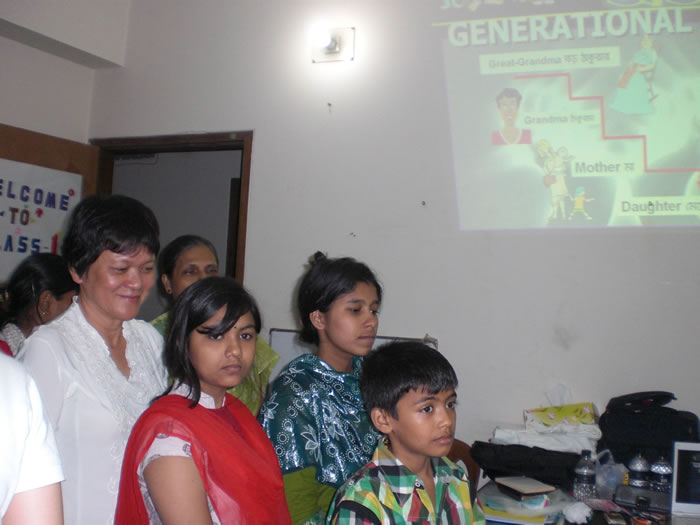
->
[[609, 34, 659, 115]]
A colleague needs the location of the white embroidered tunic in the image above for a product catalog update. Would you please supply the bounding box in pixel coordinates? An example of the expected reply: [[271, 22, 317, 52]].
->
[[19, 299, 168, 525]]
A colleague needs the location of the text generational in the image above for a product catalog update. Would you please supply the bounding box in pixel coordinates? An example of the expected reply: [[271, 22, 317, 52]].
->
[[447, 8, 691, 47]]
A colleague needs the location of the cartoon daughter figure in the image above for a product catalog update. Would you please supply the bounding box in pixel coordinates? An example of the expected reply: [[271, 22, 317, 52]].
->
[[569, 186, 595, 220]]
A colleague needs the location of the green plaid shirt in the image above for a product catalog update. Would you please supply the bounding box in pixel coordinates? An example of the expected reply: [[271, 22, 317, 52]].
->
[[326, 439, 486, 524]]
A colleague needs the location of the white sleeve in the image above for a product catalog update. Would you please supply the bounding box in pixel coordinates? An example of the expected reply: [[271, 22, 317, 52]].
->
[[141, 434, 192, 472], [0, 354, 64, 518], [15, 370, 65, 493]]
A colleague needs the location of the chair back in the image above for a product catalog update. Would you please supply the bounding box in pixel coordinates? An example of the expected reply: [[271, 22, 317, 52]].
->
[[447, 438, 481, 488]]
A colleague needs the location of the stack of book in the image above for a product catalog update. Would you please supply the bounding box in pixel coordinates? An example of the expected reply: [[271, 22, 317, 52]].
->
[[481, 506, 561, 525], [479, 477, 561, 525]]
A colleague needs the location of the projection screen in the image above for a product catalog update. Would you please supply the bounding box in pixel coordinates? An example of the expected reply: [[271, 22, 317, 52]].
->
[[435, 0, 700, 229]]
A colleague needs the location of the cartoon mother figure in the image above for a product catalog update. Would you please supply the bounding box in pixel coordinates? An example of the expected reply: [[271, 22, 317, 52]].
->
[[538, 140, 573, 221]]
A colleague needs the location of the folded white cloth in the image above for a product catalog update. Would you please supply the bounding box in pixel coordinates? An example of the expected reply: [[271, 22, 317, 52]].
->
[[492, 424, 601, 454]]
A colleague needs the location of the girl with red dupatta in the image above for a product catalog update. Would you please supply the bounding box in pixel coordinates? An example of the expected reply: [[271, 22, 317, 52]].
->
[[115, 276, 290, 525]]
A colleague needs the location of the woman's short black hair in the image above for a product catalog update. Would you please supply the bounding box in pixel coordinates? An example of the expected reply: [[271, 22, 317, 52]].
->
[[163, 276, 261, 407], [297, 251, 382, 345], [1, 253, 78, 327], [61, 194, 160, 276], [360, 341, 458, 419], [157, 235, 219, 299]]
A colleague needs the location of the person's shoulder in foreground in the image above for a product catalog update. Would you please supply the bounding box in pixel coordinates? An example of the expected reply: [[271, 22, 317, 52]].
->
[[0, 353, 64, 525], [326, 341, 485, 525]]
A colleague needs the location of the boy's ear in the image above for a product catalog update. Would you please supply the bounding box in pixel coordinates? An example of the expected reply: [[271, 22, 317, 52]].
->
[[309, 310, 325, 330], [370, 407, 394, 435]]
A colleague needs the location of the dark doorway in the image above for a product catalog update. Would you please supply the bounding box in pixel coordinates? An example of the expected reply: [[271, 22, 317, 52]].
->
[[91, 132, 252, 284]]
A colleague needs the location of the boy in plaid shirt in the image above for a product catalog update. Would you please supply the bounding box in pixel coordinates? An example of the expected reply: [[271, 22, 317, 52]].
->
[[326, 341, 485, 524]]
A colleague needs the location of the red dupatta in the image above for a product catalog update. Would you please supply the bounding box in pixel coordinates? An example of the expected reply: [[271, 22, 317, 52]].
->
[[115, 393, 290, 525]]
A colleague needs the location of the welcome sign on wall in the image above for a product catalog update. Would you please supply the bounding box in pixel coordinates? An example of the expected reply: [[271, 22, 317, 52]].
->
[[0, 158, 82, 281]]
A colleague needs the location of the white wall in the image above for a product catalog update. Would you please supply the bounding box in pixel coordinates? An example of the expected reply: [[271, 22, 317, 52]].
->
[[0, 35, 94, 142], [88, 0, 700, 441], [3, 0, 698, 442], [0, 0, 126, 141], [0, 0, 129, 66]]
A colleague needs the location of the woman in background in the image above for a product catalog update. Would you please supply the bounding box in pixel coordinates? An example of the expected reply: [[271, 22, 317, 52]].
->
[[0, 253, 77, 357], [259, 252, 382, 524], [153, 234, 279, 415], [116, 276, 290, 524], [20, 195, 168, 525]]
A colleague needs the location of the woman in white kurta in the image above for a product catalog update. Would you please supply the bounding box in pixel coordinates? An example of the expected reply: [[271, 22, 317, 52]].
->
[[20, 195, 168, 525]]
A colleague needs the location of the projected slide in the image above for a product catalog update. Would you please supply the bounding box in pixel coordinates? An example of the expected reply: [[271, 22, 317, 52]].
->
[[435, 0, 700, 229]]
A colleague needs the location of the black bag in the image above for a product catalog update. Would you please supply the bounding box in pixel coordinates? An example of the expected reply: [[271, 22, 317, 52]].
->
[[598, 391, 699, 465], [471, 441, 580, 489]]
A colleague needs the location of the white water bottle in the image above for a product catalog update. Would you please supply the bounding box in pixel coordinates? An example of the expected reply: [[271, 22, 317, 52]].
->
[[573, 450, 598, 501], [628, 452, 650, 489], [650, 455, 672, 493]]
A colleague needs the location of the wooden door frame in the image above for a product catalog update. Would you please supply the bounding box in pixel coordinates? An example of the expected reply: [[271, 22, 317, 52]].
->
[[0, 124, 100, 286], [0, 123, 100, 196], [90, 131, 252, 283]]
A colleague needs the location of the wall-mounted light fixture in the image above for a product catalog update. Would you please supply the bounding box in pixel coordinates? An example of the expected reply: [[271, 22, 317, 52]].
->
[[312, 27, 355, 63]]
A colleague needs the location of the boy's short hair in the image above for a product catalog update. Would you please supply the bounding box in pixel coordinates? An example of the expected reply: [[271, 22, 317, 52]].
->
[[360, 341, 458, 418]]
